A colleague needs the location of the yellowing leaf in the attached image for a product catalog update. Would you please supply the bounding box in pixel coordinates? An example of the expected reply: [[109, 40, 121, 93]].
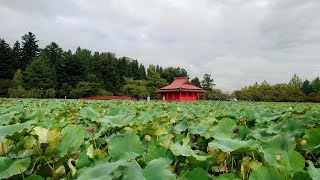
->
[[31, 127, 49, 144], [87, 145, 94, 158]]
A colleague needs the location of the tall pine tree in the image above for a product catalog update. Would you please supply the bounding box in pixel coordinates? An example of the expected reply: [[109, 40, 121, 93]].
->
[[21, 32, 40, 69], [95, 52, 120, 94], [56, 50, 86, 88], [0, 38, 14, 79], [43, 42, 63, 66], [12, 41, 22, 71], [301, 80, 312, 95]]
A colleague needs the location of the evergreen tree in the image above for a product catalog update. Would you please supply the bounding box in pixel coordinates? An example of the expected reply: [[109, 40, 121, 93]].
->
[[21, 32, 40, 69], [138, 63, 146, 79], [130, 60, 140, 79], [301, 80, 312, 95], [117, 57, 130, 87], [0, 38, 14, 79], [311, 77, 320, 93], [118, 57, 130, 77], [12, 41, 22, 71], [191, 77, 201, 88], [95, 52, 120, 93], [43, 42, 63, 66], [0, 79, 12, 97], [201, 74, 215, 91], [156, 65, 163, 74], [75, 46, 93, 74], [56, 50, 86, 87], [24, 53, 56, 89]]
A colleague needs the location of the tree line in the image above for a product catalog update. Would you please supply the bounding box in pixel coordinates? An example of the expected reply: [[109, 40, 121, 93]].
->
[[234, 74, 320, 102], [0, 32, 215, 99], [1, 32, 319, 102]]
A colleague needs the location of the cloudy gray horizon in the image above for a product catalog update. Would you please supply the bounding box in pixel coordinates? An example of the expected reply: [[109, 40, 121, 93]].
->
[[1, 0, 319, 92]]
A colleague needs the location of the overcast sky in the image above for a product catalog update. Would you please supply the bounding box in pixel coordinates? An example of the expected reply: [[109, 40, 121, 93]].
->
[[1, 0, 319, 91]]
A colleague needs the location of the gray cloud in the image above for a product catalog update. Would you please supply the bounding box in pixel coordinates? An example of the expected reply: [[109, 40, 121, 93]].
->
[[1, 0, 319, 91]]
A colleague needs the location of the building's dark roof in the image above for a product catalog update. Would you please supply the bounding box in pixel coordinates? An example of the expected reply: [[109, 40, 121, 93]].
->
[[157, 77, 205, 92]]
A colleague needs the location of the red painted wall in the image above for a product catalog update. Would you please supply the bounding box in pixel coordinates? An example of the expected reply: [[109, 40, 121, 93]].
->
[[162, 92, 198, 101]]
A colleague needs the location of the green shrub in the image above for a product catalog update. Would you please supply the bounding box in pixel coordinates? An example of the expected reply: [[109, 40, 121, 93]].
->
[[45, 88, 56, 98], [8, 86, 27, 98]]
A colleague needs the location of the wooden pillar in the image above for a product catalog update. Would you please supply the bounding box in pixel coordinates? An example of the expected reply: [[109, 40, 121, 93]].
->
[[173, 92, 175, 100], [197, 93, 200, 100], [165, 93, 168, 101], [179, 91, 181, 101], [204, 92, 206, 100]]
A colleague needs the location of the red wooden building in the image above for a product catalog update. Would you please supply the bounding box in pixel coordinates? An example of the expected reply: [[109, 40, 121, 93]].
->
[[157, 77, 206, 101]]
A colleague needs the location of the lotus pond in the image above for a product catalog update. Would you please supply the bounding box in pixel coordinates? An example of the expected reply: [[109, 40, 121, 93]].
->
[[0, 99, 319, 179]]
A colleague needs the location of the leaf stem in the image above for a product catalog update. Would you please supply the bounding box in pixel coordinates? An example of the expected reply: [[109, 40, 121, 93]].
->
[[179, 168, 189, 178], [145, 142, 149, 162], [15, 143, 24, 180]]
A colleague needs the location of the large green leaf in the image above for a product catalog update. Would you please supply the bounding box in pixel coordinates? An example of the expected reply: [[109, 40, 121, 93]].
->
[[122, 158, 176, 180], [208, 137, 257, 152], [122, 160, 145, 180], [0, 157, 31, 179], [143, 158, 176, 180], [279, 150, 305, 173], [249, 167, 282, 180], [147, 142, 174, 163], [307, 161, 320, 180], [262, 134, 296, 154], [301, 128, 320, 151], [56, 125, 84, 157], [266, 119, 303, 136], [79, 107, 100, 120], [0, 112, 15, 125], [293, 171, 312, 180], [189, 123, 208, 135], [0, 107, 8, 114], [180, 167, 209, 180], [0, 121, 35, 141], [207, 118, 237, 139], [76, 150, 92, 169], [170, 142, 207, 161], [108, 133, 144, 160], [76, 159, 125, 180], [98, 114, 135, 127], [216, 173, 241, 180]]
